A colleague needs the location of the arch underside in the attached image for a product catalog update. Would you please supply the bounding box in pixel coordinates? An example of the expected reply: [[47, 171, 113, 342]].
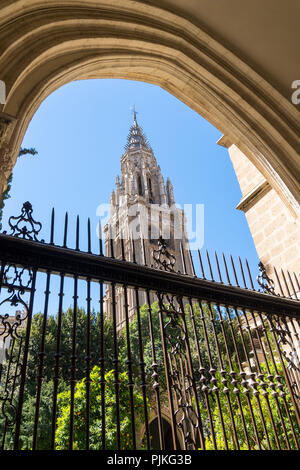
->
[[0, 1, 299, 213]]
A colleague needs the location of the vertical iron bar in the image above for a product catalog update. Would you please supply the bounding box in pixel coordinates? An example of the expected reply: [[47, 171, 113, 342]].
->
[[131, 236, 136, 264], [213, 303, 240, 449], [13, 269, 37, 450], [215, 252, 223, 283], [0, 259, 6, 293], [51, 272, 64, 449], [281, 269, 292, 298], [122, 284, 136, 449], [231, 307, 262, 449], [120, 230, 126, 261], [98, 221, 103, 256], [238, 256, 247, 289], [167, 351, 181, 445], [280, 314, 300, 388], [1, 337, 16, 450], [157, 293, 178, 449], [180, 242, 187, 275], [188, 250, 196, 277], [257, 312, 299, 449], [134, 287, 150, 449], [98, 279, 106, 449], [111, 282, 121, 449], [293, 272, 300, 293], [222, 253, 231, 285], [110, 226, 115, 259], [274, 267, 285, 297], [248, 311, 289, 449], [87, 218, 91, 254], [63, 212, 68, 248], [240, 309, 273, 449], [9, 337, 23, 415], [230, 255, 239, 287], [206, 251, 214, 281], [85, 277, 91, 450], [197, 250, 206, 279], [222, 305, 251, 449], [0, 260, 5, 388], [69, 275, 78, 450], [245, 258, 255, 290], [177, 355, 191, 449], [287, 271, 298, 298], [138, 214, 147, 266], [178, 297, 205, 450], [146, 289, 164, 450], [76, 215, 80, 251], [265, 314, 300, 425], [268, 317, 300, 425], [198, 300, 229, 449], [141, 237, 147, 266], [50, 208, 55, 245], [188, 299, 216, 449], [32, 269, 51, 450]]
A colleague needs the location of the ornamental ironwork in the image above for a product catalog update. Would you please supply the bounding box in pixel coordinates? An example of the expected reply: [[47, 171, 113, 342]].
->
[[3, 201, 43, 241], [257, 261, 275, 294], [152, 236, 176, 273], [0, 202, 299, 451]]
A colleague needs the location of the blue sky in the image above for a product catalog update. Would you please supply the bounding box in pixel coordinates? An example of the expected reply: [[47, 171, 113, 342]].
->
[[2, 79, 260, 313]]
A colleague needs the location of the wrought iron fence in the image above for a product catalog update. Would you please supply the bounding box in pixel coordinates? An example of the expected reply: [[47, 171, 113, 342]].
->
[[0, 202, 299, 450]]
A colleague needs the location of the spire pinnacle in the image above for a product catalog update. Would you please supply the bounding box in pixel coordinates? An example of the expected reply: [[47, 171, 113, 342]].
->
[[131, 105, 138, 126], [125, 109, 152, 151], [130, 105, 138, 126]]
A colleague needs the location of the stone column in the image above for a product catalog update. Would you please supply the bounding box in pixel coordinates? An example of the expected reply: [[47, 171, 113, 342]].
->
[[0, 113, 16, 194]]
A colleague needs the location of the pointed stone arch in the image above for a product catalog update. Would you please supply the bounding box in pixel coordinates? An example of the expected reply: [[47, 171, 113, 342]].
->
[[0, 1, 299, 217]]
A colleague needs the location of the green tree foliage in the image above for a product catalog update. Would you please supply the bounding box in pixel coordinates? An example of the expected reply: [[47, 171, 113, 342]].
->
[[17, 380, 66, 450], [203, 362, 299, 450], [1, 307, 123, 449], [120, 301, 299, 450], [119, 302, 166, 390], [55, 367, 145, 450], [121, 301, 247, 392], [26, 307, 123, 387], [1, 301, 298, 451]]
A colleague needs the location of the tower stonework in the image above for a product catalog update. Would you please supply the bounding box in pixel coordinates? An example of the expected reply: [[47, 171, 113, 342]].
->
[[104, 113, 193, 328], [218, 135, 300, 297]]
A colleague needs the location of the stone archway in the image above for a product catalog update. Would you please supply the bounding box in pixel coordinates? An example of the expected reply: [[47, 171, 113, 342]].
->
[[0, 1, 299, 216], [148, 417, 182, 450]]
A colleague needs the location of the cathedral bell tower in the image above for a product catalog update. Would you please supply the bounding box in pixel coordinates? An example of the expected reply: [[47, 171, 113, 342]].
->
[[103, 112, 193, 328]]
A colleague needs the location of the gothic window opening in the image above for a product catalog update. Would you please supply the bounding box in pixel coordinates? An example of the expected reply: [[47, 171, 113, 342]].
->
[[137, 175, 143, 196], [148, 177, 154, 203]]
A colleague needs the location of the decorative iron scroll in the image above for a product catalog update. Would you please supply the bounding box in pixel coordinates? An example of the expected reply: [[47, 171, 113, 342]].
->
[[272, 315, 300, 382], [158, 293, 201, 450], [0, 262, 34, 438], [154, 238, 200, 448], [152, 236, 176, 273], [3, 201, 43, 242], [0, 337, 23, 434], [257, 261, 275, 295], [0, 264, 32, 340]]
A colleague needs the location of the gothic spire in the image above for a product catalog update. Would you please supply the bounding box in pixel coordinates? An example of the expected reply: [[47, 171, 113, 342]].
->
[[125, 110, 152, 151]]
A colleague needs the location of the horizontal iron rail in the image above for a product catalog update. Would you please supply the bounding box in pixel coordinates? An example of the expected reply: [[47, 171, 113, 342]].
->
[[0, 234, 299, 316]]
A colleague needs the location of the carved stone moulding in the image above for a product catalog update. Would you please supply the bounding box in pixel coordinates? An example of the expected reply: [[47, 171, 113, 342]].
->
[[0, 112, 16, 143], [0, 112, 17, 189]]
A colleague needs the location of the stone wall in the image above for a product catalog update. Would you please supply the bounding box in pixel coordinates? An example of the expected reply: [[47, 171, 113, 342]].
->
[[218, 136, 300, 297]]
